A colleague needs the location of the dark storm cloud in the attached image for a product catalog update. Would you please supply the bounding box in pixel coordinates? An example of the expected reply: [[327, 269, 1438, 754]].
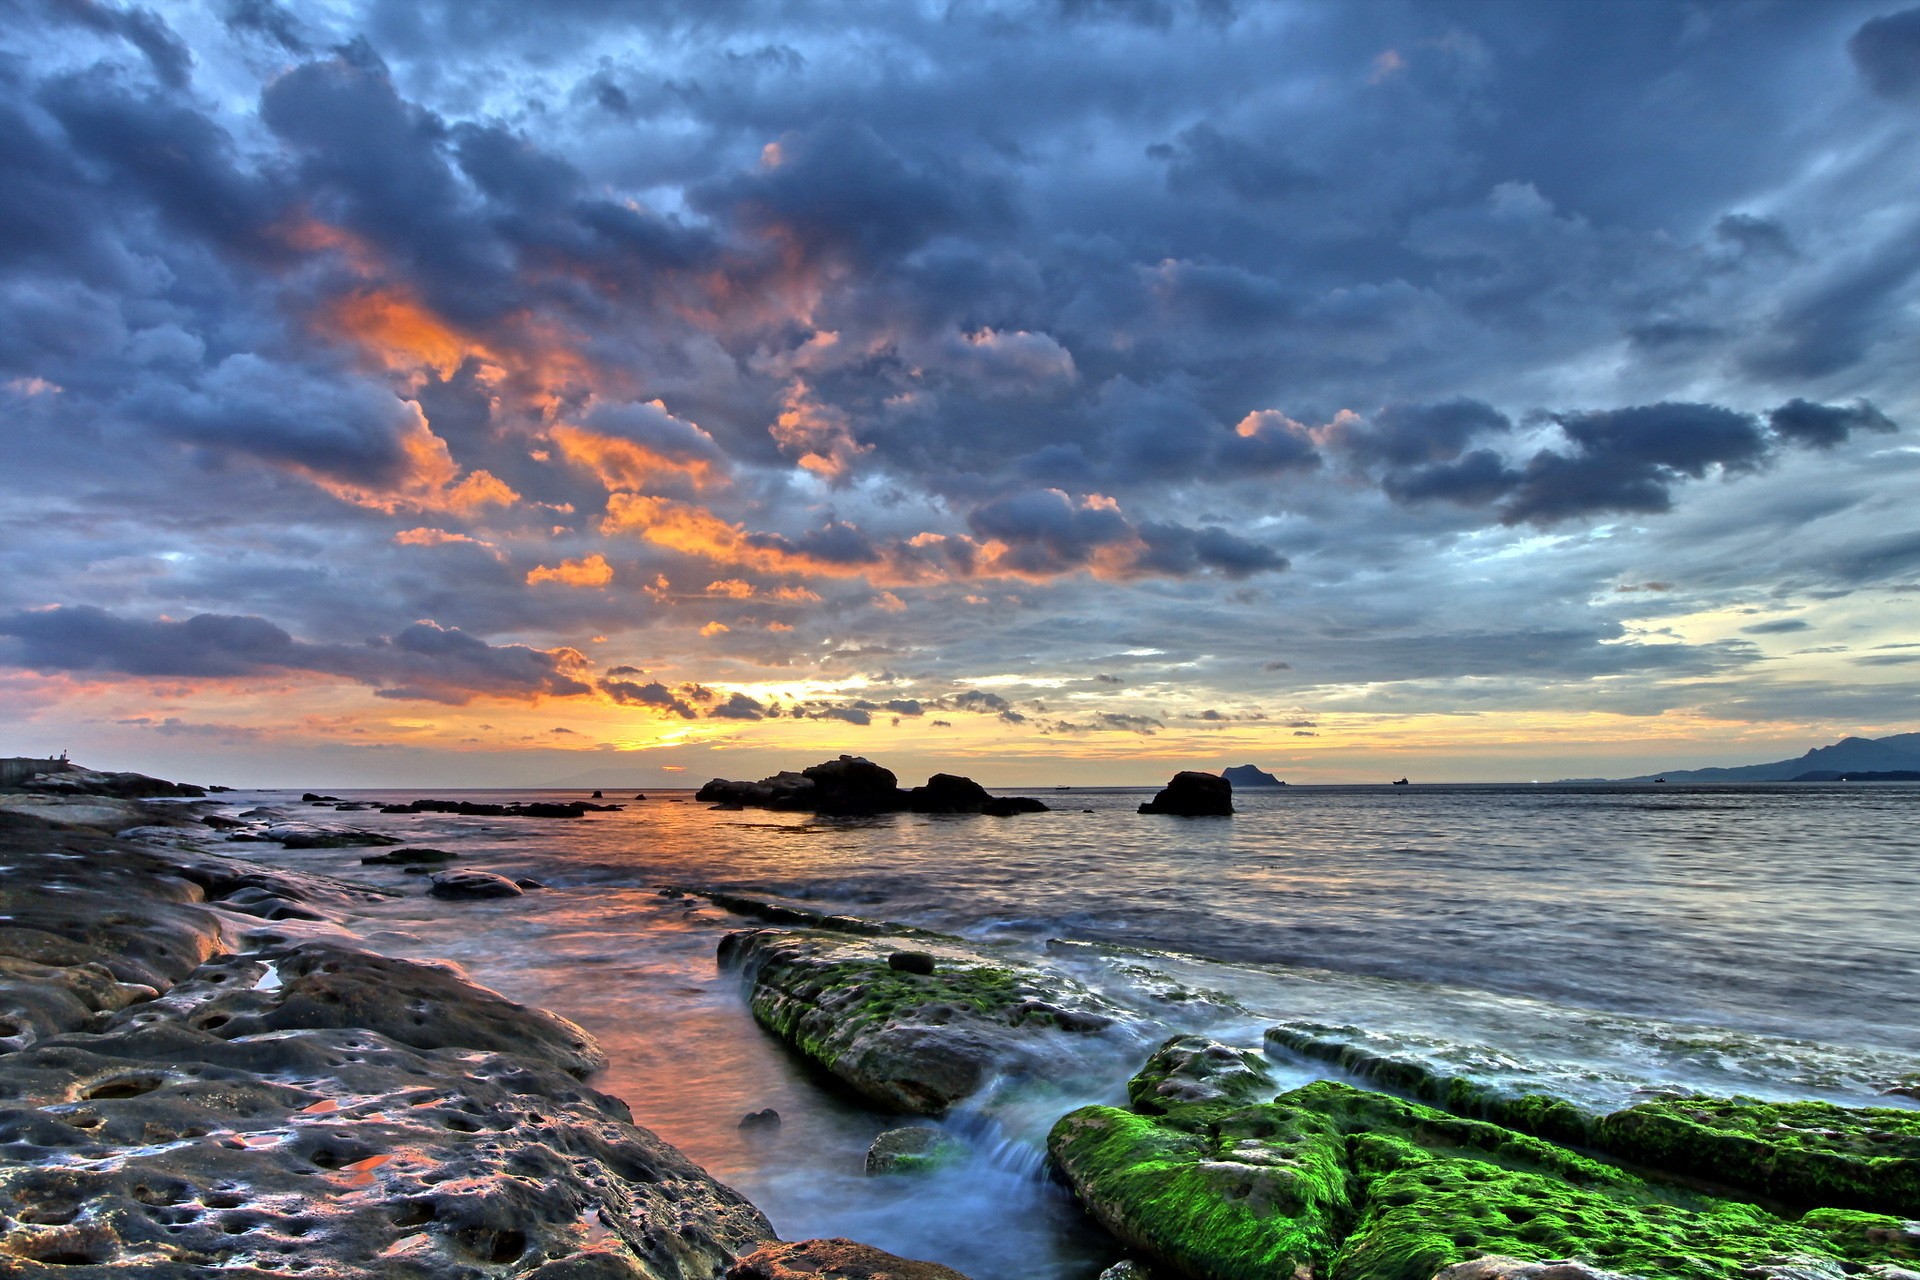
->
[[41, 0, 193, 88], [1766, 398, 1898, 449], [1850, 6, 1920, 99], [1, 0, 1916, 755], [0, 606, 592, 703]]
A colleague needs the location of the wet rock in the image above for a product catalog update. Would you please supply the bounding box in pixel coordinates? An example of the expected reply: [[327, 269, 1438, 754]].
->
[[0, 813, 776, 1278], [1127, 1034, 1274, 1113], [1049, 1038, 1890, 1280], [887, 951, 937, 975], [698, 759, 1046, 817], [1136, 771, 1233, 816], [516, 877, 548, 890], [1264, 1024, 1920, 1216], [381, 798, 621, 818], [429, 870, 526, 901], [302, 792, 343, 802], [981, 795, 1048, 815], [264, 823, 402, 849], [1433, 1260, 1637, 1280], [361, 846, 459, 865], [865, 1126, 963, 1175], [1098, 1263, 1155, 1280], [717, 928, 1134, 1114], [726, 1238, 971, 1280], [738, 1108, 781, 1132]]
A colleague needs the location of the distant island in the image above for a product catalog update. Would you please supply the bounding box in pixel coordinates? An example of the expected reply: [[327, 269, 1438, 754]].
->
[[1222, 764, 1286, 787], [1563, 732, 1920, 783]]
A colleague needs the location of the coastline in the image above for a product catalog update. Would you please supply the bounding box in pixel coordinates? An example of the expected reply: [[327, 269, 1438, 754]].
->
[[5, 761, 1920, 1280]]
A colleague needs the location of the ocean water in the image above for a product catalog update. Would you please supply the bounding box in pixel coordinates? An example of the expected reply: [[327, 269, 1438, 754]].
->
[[202, 782, 1920, 1279]]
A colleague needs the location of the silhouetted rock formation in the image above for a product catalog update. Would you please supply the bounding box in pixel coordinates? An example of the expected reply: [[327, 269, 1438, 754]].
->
[[1221, 764, 1285, 787], [1, 756, 204, 798], [380, 798, 621, 818], [696, 757, 1048, 817], [1138, 771, 1234, 816]]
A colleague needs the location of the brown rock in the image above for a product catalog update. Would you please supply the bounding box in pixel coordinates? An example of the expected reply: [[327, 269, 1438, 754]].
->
[[727, 1238, 971, 1280]]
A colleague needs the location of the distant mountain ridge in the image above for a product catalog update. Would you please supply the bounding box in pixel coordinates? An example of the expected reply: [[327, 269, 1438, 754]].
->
[[1582, 733, 1920, 783]]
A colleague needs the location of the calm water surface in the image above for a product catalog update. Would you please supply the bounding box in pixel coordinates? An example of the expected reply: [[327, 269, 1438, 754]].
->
[[210, 782, 1920, 1279]]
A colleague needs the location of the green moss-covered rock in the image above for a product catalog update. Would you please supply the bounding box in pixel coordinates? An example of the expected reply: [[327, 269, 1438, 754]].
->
[[1049, 1099, 1353, 1280], [1267, 1023, 1920, 1219], [1800, 1207, 1920, 1262], [1593, 1097, 1920, 1218], [1129, 1035, 1276, 1114], [1264, 1025, 1596, 1148], [1050, 1040, 1891, 1280], [717, 928, 1134, 1113]]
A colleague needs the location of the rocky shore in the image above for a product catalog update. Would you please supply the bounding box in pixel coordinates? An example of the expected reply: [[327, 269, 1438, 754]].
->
[[8, 756, 1920, 1280], [0, 764, 958, 1279]]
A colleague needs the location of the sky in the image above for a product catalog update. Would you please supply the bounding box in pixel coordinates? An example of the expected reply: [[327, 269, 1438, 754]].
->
[[2, 0, 1919, 788]]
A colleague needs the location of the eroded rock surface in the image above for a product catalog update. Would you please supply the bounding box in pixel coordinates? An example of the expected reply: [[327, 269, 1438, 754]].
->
[[0, 808, 774, 1277], [718, 927, 1139, 1114]]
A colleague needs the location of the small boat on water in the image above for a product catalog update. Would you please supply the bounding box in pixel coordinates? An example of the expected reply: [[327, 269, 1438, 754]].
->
[[1391, 777, 1410, 785]]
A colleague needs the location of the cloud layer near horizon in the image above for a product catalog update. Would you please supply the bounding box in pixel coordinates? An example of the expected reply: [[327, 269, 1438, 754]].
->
[[3, 0, 1919, 780]]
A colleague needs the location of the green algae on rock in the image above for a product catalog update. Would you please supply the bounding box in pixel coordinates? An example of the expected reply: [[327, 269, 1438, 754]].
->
[[717, 927, 1136, 1114], [1050, 1037, 1894, 1280], [1266, 1023, 1920, 1218], [1592, 1097, 1920, 1219]]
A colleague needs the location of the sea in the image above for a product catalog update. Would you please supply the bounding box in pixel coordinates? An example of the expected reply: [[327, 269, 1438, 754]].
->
[[193, 781, 1920, 1280]]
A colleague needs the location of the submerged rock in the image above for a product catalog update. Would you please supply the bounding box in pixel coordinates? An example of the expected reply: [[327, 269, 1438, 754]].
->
[[263, 822, 403, 849], [1137, 771, 1233, 816], [738, 1108, 782, 1132], [717, 927, 1135, 1114], [1048, 1036, 1918, 1280], [865, 1126, 964, 1175], [726, 1238, 972, 1280], [429, 869, 527, 900], [361, 846, 460, 865]]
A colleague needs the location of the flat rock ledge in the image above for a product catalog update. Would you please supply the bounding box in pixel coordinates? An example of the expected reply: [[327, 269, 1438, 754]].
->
[[1047, 1034, 1920, 1280], [726, 1238, 971, 1280], [0, 807, 775, 1278], [716, 924, 1142, 1115]]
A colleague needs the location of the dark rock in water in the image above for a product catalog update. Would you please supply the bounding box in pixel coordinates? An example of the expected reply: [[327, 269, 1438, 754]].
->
[[592, 789, 604, 798], [634, 792, 647, 800], [381, 798, 621, 818], [738, 1108, 782, 1131], [264, 823, 402, 849], [727, 1238, 972, 1280], [717, 928, 1133, 1114], [429, 870, 525, 901], [907, 773, 993, 813], [201, 813, 246, 829], [887, 950, 937, 975], [515, 877, 547, 890], [700, 759, 1048, 817], [1137, 771, 1233, 816], [1221, 764, 1285, 787], [865, 1126, 963, 1175], [800, 755, 903, 815], [1098, 1263, 1156, 1280], [361, 846, 459, 865], [302, 792, 342, 802], [983, 795, 1048, 815]]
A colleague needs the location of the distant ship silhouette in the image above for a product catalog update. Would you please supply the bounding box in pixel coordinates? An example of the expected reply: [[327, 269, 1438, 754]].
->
[[1391, 777, 1409, 786]]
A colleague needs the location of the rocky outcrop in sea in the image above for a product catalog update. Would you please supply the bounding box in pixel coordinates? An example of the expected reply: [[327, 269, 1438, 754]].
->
[[696, 757, 1047, 817]]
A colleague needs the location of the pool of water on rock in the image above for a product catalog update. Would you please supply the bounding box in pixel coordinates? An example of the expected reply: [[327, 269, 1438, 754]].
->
[[200, 781, 1920, 1280]]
